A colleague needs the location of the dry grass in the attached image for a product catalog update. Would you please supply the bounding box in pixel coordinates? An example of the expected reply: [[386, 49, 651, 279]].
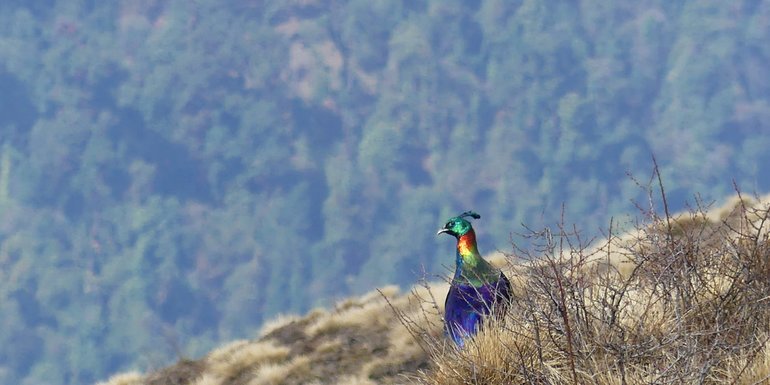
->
[[410, 186, 770, 385], [257, 314, 302, 338], [248, 356, 312, 385], [95, 371, 144, 385], [101, 282, 436, 384], [194, 340, 290, 384]]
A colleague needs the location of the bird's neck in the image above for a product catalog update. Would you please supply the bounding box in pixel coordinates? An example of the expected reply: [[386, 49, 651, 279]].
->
[[453, 230, 498, 286], [457, 231, 478, 258]]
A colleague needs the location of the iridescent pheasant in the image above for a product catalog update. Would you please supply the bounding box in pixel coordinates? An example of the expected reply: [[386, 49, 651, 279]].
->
[[437, 211, 512, 346]]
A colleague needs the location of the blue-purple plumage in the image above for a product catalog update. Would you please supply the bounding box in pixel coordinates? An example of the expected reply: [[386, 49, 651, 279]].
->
[[444, 272, 512, 346], [438, 211, 512, 346]]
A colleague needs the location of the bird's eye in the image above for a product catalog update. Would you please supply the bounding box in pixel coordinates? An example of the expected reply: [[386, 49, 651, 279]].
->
[[445, 222, 452, 228]]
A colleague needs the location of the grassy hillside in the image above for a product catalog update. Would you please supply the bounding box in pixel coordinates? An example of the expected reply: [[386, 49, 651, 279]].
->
[[96, 282, 445, 385], [98, 191, 770, 384]]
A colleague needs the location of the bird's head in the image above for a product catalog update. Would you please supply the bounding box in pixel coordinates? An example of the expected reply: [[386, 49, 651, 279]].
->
[[437, 211, 480, 238]]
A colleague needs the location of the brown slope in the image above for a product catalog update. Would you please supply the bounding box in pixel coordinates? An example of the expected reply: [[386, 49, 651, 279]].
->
[[98, 284, 449, 385]]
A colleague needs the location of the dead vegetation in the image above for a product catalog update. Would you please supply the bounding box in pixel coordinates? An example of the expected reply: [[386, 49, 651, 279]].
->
[[410, 185, 770, 385], [98, 184, 770, 385]]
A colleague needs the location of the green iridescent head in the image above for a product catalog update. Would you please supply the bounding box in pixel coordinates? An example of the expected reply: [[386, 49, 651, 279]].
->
[[437, 211, 480, 237]]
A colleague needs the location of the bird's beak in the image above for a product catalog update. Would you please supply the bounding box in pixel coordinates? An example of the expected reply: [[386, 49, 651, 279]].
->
[[437, 228, 450, 236]]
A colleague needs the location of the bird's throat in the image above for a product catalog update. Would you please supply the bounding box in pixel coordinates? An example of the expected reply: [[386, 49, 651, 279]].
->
[[457, 231, 478, 257], [456, 231, 482, 270], [454, 230, 498, 285]]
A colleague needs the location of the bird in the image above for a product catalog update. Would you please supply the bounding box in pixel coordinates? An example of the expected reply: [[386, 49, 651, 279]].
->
[[437, 211, 512, 346]]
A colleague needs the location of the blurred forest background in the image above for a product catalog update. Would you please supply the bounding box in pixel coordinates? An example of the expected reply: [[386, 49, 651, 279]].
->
[[1, 1, 769, 383]]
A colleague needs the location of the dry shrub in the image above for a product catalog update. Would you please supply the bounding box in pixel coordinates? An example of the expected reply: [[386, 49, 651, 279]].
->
[[409, 183, 770, 385]]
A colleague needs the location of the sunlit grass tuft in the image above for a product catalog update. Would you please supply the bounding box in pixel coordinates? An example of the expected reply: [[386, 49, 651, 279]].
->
[[248, 356, 311, 385], [257, 314, 302, 338], [94, 371, 144, 385], [200, 340, 290, 384]]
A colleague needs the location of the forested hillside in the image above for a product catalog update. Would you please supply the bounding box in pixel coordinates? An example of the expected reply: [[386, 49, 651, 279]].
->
[[1, 1, 769, 384]]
